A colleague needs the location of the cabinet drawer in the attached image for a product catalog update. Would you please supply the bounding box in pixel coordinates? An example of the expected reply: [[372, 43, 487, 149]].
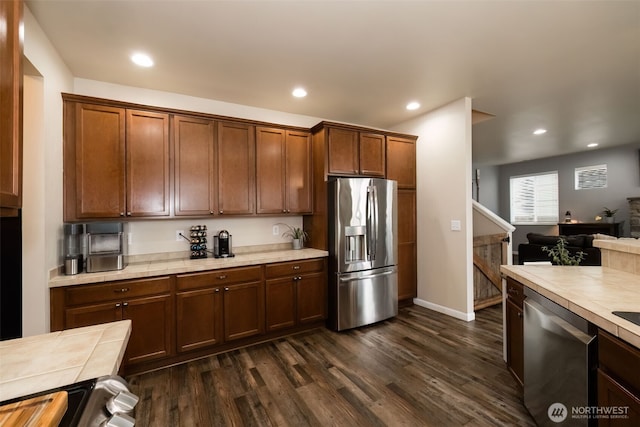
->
[[177, 266, 263, 291], [505, 278, 525, 307], [599, 330, 640, 393], [265, 259, 325, 279], [65, 277, 171, 306]]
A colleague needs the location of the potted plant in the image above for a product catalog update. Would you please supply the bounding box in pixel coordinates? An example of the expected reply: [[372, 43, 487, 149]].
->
[[602, 207, 618, 223], [542, 237, 586, 266], [278, 223, 308, 250]]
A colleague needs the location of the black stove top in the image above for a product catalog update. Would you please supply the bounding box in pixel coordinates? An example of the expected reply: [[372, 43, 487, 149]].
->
[[613, 311, 640, 327]]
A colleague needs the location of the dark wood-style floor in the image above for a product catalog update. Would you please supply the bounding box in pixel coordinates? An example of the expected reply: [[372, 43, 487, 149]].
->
[[127, 304, 535, 426]]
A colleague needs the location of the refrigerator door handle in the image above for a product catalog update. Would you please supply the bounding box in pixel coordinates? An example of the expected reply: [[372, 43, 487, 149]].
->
[[338, 269, 395, 282], [366, 185, 378, 261]]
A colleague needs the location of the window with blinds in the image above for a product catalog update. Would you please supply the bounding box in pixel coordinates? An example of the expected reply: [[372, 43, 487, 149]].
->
[[575, 164, 607, 190], [510, 171, 559, 224]]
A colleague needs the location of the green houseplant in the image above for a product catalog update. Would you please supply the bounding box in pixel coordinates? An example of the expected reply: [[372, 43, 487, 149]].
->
[[542, 237, 585, 266], [278, 223, 308, 250], [602, 207, 618, 223]]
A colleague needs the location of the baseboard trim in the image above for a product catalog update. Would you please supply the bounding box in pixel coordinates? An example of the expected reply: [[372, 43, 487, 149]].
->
[[413, 298, 476, 322]]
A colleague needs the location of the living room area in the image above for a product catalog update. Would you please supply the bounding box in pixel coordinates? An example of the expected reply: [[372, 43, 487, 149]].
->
[[473, 140, 640, 266]]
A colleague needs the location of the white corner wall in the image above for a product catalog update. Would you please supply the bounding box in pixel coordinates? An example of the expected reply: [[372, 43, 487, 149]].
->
[[393, 98, 474, 321], [23, 5, 74, 336]]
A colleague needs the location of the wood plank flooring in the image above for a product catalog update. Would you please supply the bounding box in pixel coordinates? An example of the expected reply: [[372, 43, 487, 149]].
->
[[127, 304, 535, 426]]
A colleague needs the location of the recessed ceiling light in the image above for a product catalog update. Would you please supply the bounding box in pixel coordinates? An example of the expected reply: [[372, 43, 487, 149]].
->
[[406, 101, 420, 111], [292, 87, 307, 98], [533, 128, 547, 135], [131, 52, 154, 67], [587, 143, 599, 148]]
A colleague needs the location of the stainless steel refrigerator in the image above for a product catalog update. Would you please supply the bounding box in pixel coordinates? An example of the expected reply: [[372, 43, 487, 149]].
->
[[328, 177, 398, 331]]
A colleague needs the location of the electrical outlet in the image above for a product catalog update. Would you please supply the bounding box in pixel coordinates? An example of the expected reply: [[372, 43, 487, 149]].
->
[[272, 225, 279, 236], [176, 230, 184, 242], [450, 220, 461, 231]]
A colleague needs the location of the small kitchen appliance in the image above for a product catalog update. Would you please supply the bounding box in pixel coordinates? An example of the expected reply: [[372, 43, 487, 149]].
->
[[213, 230, 234, 258], [63, 223, 86, 275], [86, 222, 126, 273]]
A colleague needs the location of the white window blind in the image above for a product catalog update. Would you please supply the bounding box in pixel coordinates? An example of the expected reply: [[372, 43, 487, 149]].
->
[[510, 172, 559, 224], [575, 164, 607, 190]]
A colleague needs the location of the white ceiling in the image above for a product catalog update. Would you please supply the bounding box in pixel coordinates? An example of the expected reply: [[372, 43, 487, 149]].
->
[[26, 0, 640, 166]]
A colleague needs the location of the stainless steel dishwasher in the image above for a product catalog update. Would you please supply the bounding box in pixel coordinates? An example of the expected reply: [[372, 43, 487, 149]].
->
[[523, 288, 597, 427]]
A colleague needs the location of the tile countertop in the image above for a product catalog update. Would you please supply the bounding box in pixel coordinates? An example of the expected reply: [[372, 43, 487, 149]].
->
[[49, 248, 329, 288], [0, 320, 131, 402], [500, 265, 640, 349]]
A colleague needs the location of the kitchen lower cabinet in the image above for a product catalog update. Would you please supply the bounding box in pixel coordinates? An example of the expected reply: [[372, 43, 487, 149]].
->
[[505, 277, 524, 388], [598, 330, 640, 426], [54, 277, 174, 367], [176, 266, 263, 350], [265, 258, 326, 332]]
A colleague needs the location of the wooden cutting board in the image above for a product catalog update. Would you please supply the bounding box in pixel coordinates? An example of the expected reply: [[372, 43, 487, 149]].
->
[[0, 391, 67, 426]]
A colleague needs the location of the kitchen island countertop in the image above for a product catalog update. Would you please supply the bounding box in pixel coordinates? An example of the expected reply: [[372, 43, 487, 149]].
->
[[49, 248, 329, 288], [0, 320, 131, 402], [500, 265, 640, 349]]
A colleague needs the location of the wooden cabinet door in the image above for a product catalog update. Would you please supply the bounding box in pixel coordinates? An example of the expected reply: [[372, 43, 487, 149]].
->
[[505, 297, 524, 387], [598, 370, 640, 426], [265, 277, 296, 332], [176, 287, 223, 352], [386, 136, 416, 189], [297, 272, 326, 324], [397, 190, 416, 300], [0, 0, 23, 210], [122, 293, 174, 365], [217, 121, 255, 215], [285, 130, 312, 214], [223, 281, 264, 341], [73, 104, 126, 218], [174, 115, 217, 216], [65, 301, 121, 329], [126, 109, 170, 217], [359, 133, 385, 177], [328, 127, 358, 175], [256, 127, 286, 214]]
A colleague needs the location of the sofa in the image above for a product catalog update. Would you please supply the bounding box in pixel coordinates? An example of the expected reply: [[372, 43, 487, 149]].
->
[[517, 233, 601, 265]]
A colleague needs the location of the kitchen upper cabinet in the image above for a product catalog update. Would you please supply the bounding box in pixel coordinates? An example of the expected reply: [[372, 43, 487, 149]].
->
[[217, 121, 256, 215], [67, 103, 126, 219], [63, 98, 170, 220], [126, 109, 170, 217], [0, 0, 23, 212], [386, 136, 416, 189], [397, 189, 416, 301], [256, 127, 312, 214], [173, 115, 217, 216], [327, 127, 385, 177]]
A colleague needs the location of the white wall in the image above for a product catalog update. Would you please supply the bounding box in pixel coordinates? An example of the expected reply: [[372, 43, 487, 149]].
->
[[393, 98, 474, 321], [23, 6, 74, 336]]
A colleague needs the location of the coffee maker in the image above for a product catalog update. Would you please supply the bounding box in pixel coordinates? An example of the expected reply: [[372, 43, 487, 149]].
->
[[213, 230, 234, 258]]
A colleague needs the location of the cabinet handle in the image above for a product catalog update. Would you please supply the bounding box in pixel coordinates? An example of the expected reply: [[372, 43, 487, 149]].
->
[[218, 274, 227, 280], [114, 288, 129, 293], [127, 212, 131, 216], [219, 210, 224, 214], [115, 303, 121, 308], [292, 266, 301, 270], [282, 209, 287, 213], [215, 288, 220, 293], [224, 287, 229, 291], [210, 211, 214, 215], [123, 302, 129, 307], [298, 276, 302, 281], [120, 212, 125, 217], [517, 312, 522, 318]]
